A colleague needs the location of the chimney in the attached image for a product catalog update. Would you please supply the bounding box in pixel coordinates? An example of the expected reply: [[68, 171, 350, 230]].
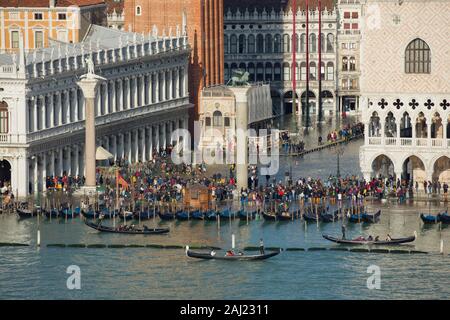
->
[[50, 0, 55, 8]]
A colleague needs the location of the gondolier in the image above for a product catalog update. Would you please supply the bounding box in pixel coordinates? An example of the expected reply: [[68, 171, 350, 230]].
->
[[259, 238, 265, 255], [341, 225, 346, 239]]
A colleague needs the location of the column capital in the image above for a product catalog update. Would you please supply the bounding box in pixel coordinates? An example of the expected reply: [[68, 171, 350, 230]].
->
[[77, 77, 104, 99]]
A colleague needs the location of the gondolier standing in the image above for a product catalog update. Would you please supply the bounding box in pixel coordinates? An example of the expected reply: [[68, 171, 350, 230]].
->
[[341, 225, 346, 239], [259, 238, 265, 255]]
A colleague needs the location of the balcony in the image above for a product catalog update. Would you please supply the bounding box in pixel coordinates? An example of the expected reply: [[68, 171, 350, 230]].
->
[[367, 137, 450, 149], [0, 133, 27, 145]]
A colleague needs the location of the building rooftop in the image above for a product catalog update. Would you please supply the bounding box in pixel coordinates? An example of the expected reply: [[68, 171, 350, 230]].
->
[[105, 0, 123, 14], [224, 0, 336, 13], [1, 0, 105, 8]]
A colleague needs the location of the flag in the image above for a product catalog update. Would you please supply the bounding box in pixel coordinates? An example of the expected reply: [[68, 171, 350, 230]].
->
[[117, 174, 129, 190]]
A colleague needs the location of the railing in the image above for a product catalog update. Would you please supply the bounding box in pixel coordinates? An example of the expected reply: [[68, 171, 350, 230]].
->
[[385, 138, 396, 146], [368, 137, 381, 145], [0, 133, 26, 144], [416, 138, 428, 147], [400, 138, 413, 146], [431, 139, 443, 147]]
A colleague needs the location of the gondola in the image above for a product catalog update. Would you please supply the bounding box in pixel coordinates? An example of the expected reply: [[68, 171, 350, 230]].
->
[[303, 210, 320, 222], [191, 210, 204, 220], [158, 211, 176, 220], [185, 246, 280, 260], [175, 211, 190, 221], [84, 220, 169, 234], [322, 234, 416, 245], [16, 208, 36, 219], [261, 211, 277, 221], [361, 210, 381, 223], [60, 207, 81, 219], [219, 208, 234, 219], [320, 210, 339, 223], [204, 210, 217, 221], [44, 209, 61, 218], [347, 213, 363, 223], [277, 211, 294, 221], [420, 213, 440, 224], [437, 212, 450, 224], [237, 210, 257, 220], [133, 210, 156, 220]]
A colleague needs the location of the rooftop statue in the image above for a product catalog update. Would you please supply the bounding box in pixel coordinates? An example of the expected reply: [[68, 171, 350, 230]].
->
[[229, 69, 250, 86]]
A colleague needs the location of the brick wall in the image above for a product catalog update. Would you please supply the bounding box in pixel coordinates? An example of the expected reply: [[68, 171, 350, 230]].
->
[[124, 0, 224, 132]]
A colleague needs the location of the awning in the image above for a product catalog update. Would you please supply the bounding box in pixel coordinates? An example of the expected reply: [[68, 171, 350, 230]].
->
[[96, 146, 114, 161]]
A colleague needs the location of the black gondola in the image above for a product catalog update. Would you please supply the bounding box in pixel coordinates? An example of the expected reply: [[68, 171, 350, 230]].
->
[[361, 210, 381, 223], [277, 211, 294, 221], [158, 211, 176, 220], [322, 234, 416, 245], [84, 220, 169, 234], [420, 213, 440, 224], [185, 247, 280, 260], [261, 211, 277, 221], [237, 210, 257, 220], [320, 210, 339, 223], [303, 210, 320, 222], [438, 212, 450, 224], [16, 208, 36, 219]]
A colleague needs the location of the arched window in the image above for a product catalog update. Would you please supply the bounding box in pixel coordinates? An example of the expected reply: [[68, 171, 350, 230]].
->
[[265, 34, 272, 53], [294, 34, 299, 53], [256, 34, 264, 53], [342, 56, 348, 71], [205, 117, 211, 127], [248, 63, 255, 81], [327, 62, 334, 80], [224, 35, 229, 54], [300, 34, 306, 52], [224, 63, 230, 82], [136, 6, 142, 16], [320, 62, 325, 80], [248, 34, 255, 53], [274, 63, 281, 81], [283, 34, 290, 53], [327, 33, 334, 52], [213, 111, 222, 127], [274, 34, 281, 53], [320, 33, 325, 52], [405, 38, 431, 74], [265, 62, 273, 82], [300, 62, 307, 80], [256, 63, 264, 81], [283, 62, 290, 81], [0, 101, 8, 133], [349, 57, 356, 71], [230, 35, 237, 54], [230, 63, 238, 75], [238, 35, 246, 53], [310, 62, 316, 80], [309, 34, 316, 53], [239, 63, 246, 71]]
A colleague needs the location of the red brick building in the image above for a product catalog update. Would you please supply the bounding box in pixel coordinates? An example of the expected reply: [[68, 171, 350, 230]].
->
[[124, 0, 224, 131]]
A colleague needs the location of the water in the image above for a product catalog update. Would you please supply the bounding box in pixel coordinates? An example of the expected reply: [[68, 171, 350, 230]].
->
[[1, 115, 449, 300], [1, 203, 449, 299]]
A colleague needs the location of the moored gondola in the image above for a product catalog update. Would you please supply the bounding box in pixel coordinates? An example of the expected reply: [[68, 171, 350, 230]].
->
[[237, 210, 257, 220], [133, 210, 155, 220], [44, 209, 61, 218], [420, 213, 440, 224], [437, 212, 450, 224], [84, 220, 169, 234], [219, 208, 233, 219], [204, 210, 217, 221], [158, 211, 176, 220], [191, 210, 204, 220], [361, 210, 381, 223], [303, 210, 320, 222], [16, 208, 36, 219], [185, 246, 280, 260], [320, 210, 339, 223], [175, 210, 190, 221], [261, 211, 277, 221], [347, 213, 363, 223], [277, 211, 294, 221], [322, 233, 416, 245]]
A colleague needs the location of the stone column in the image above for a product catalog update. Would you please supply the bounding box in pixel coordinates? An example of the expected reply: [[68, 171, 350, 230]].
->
[[57, 91, 63, 125], [140, 128, 146, 162], [127, 131, 132, 163], [33, 97, 38, 132], [175, 68, 180, 99], [42, 153, 47, 191], [160, 71, 165, 102], [155, 124, 160, 151], [148, 126, 153, 160], [66, 147, 71, 175], [232, 87, 251, 191], [33, 156, 38, 194], [117, 79, 123, 111], [74, 145, 79, 176], [77, 75, 105, 190], [161, 122, 166, 149], [49, 150, 55, 178]]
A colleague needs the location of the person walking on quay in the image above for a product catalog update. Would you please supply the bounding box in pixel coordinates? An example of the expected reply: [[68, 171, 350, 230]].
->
[[259, 238, 265, 255]]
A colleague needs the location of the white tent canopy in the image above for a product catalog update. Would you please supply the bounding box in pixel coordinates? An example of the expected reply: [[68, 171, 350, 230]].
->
[[96, 146, 114, 161]]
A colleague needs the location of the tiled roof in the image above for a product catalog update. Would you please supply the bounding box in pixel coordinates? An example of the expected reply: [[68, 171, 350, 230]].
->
[[1, 0, 105, 8], [224, 0, 336, 13]]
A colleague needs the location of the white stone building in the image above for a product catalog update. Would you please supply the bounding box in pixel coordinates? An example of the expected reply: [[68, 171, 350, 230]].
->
[[336, 0, 362, 115], [223, 1, 339, 118], [0, 25, 191, 197], [199, 83, 272, 152], [359, 0, 450, 184]]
